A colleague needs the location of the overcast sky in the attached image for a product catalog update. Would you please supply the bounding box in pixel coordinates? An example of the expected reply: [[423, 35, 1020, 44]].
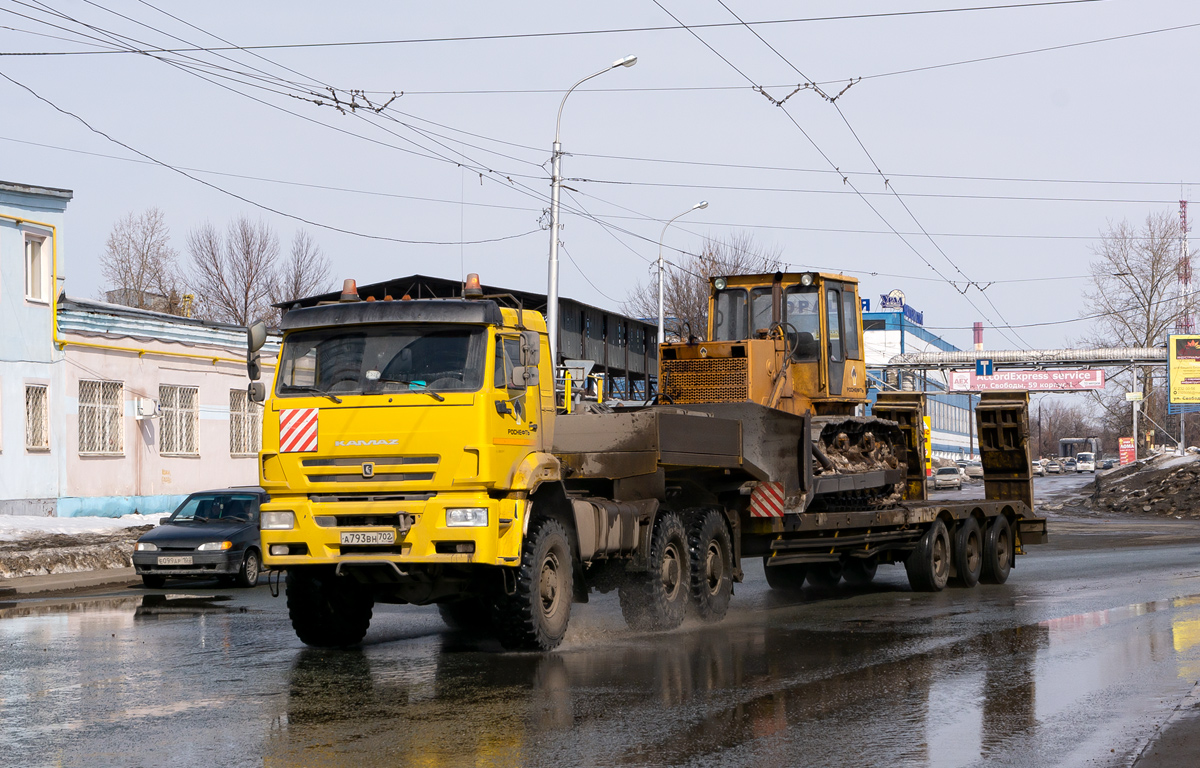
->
[[1, 0, 1195, 351]]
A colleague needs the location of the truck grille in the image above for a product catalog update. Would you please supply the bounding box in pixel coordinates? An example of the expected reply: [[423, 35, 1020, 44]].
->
[[661, 358, 749, 403], [300, 455, 439, 485]]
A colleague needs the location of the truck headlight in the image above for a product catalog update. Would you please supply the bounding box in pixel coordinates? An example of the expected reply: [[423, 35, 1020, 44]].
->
[[197, 541, 233, 551], [261, 511, 296, 530], [135, 542, 157, 552], [446, 508, 488, 527]]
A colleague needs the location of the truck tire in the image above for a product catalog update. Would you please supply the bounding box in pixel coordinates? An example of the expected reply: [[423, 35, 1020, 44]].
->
[[762, 558, 807, 591], [905, 519, 951, 592], [492, 517, 572, 651], [688, 509, 733, 622], [286, 567, 374, 648], [842, 558, 878, 586], [806, 562, 843, 589], [619, 512, 690, 631], [980, 515, 1013, 585], [438, 597, 493, 634], [951, 517, 983, 588]]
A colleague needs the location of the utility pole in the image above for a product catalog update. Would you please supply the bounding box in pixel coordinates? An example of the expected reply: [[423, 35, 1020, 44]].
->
[[1132, 368, 1140, 462], [1179, 199, 1191, 455]]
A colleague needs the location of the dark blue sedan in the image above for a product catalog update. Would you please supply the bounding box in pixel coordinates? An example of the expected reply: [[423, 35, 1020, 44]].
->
[[132, 488, 267, 589]]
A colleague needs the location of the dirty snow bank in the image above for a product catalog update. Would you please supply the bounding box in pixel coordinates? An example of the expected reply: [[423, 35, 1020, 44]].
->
[[0, 515, 160, 579], [0, 513, 161, 542], [1088, 453, 1200, 518]]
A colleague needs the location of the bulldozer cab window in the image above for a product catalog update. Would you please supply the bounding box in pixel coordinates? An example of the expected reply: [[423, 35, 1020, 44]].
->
[[783, 285, 820, 361], [841, 290, 861, 360], [750, 288, 773, 336], [713, 288, 748, 340], [826, 288, 844, 363]]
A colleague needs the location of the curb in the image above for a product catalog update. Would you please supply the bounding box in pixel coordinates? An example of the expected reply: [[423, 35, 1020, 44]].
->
[[0, 567, 139, 597]]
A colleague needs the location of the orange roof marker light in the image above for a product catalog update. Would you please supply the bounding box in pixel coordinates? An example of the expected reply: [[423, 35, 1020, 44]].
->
[[339, 279, 359, 302], [464, 273, 483, 298]]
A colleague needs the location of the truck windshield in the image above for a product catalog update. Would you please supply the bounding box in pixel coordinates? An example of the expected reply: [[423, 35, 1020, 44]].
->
[[276, 324, 487, 398]]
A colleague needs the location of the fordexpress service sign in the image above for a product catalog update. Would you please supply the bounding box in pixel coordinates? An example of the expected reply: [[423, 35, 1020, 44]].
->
[[1168, 335, 1200, 405]]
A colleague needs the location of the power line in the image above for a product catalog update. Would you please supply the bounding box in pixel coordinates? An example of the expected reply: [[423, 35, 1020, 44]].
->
[[0, 1, 1109, 56], [0, 70, 541, 246]]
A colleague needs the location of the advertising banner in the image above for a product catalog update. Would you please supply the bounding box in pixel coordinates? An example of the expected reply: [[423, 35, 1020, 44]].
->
[[949, 369, 1105, 392], [1168, 335, 1200, 405], [923, 416, 932, 477], [1118, 437, 1136, 466]]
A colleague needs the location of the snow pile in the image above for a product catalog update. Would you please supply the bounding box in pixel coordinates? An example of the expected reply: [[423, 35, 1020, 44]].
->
[[1092, 453, 1200, 518], [0, 513, 161, 542]]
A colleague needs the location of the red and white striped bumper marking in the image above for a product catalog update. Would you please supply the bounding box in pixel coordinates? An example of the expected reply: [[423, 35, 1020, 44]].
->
[[750, 481, 785, 518], [279, 408, 318, 452]]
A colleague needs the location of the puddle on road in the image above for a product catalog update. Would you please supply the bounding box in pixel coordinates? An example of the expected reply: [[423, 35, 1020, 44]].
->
[[0, 593, 245, 621]]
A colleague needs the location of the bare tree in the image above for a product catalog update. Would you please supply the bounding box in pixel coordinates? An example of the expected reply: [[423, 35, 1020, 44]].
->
[[271, 230, 333, 315], [188, 217, 280, 325], [1081, 211, 1195, 455], [99, 208, 187, 313], [625, 232, 782, 341]]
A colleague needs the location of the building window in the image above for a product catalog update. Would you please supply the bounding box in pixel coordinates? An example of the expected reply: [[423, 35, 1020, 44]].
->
[[25, 235, 49, 302], [25, 384, 49, 451], [229, 389, 261, 456], [79, 380, 124, 455], [159, 385, 199, 456]]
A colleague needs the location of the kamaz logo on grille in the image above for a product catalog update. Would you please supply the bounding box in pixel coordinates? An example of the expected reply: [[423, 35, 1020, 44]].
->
[[362, 463, 375, 478], [334, 439, 399, 447]]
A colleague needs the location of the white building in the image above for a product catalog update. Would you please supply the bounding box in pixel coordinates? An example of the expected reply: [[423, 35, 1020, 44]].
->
[[1, 180, 275, 517]]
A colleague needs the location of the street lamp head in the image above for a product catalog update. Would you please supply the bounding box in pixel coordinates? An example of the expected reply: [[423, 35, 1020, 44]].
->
[[613, 54, 638, 68], [694, 200, 709, 210]]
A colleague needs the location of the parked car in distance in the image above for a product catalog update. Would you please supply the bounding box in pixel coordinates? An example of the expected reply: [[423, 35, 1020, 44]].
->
[[1075, 452, 1096, 473], [964, 460, 984, 479], [933, 466, 963, 490], [1032, 461, 1045, 477], [1100, 458, 1115, 469], [132, 488, 267, 589], [1046, 460, 1062, 474], [1063, 458, 1077, 472]]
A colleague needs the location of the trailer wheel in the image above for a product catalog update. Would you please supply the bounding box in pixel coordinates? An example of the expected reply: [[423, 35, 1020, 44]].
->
[[286, 567, 374, 648], [905, 519, 951, 592], [437, 597, 494, 634], [688, 509, 733, 622], [980, 515, 1013, 585], [762, 558, 807, 591], [619, 512, 690, 631], [493, 517, 573, 651], [842, 558, 878, 586], [951, 517, 983, 587], [806, 562, 844, 589]]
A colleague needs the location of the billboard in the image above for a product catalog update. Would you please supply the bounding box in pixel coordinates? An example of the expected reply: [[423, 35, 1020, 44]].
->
[[949, 369, 1105, 392], [1118, 437, 1136, 466], [1168, 335, 1200, 405]]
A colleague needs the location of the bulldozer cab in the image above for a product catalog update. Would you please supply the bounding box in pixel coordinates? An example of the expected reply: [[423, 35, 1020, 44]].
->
[[660, 272, 868, 416]]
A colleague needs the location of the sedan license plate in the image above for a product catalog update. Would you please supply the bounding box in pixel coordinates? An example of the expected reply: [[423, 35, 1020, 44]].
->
[[157, 555, 193, 565], [340, 530, 396, 546]]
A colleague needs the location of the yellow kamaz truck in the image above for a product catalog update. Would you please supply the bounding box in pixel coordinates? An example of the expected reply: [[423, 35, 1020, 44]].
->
[[248, 272, 1045, 651]]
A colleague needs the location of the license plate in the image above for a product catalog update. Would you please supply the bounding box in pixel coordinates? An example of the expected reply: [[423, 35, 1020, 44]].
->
[[157, 556, 193, 565], [340, 530, 396, 546]]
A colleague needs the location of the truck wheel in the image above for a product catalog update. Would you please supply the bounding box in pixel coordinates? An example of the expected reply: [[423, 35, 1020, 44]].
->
[[286, 567, 374, 648], [762, 558, 807, 591], [438, 597, 494, 634], [951, 518, 983, 588], [980, 515, 1013, 585], [842, 558, 878, 586], [619, 512, 691, 631], [492, 517, 572, 651], [806, 562, 843, 589], [905, 519, 951, 592], [688, 509, 733, 622]]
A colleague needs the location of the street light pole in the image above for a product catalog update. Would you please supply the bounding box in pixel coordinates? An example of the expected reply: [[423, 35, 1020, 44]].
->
[[546, 54, 637, 366], [657, 201, 709, 343]]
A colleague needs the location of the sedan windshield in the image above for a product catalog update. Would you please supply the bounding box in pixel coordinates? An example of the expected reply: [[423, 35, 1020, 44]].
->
[[276, 324, 487, 398], [171, 494, 258, 523]]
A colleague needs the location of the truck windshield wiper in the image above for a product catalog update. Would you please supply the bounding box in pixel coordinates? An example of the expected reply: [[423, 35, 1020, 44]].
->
[[376, 377, 445, 402], [286, 385, 342, 404]]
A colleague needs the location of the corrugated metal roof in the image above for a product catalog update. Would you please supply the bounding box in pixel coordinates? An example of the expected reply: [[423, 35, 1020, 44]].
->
[[58, 296, 279, 353], [0, 180, 73, 199]]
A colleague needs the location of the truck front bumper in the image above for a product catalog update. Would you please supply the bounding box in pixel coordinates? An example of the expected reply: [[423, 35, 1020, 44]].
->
[[260, 492, 527, 570]]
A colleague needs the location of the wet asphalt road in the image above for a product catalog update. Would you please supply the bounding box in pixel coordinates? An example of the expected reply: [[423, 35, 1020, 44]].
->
[[5, 473, 1200, 768]]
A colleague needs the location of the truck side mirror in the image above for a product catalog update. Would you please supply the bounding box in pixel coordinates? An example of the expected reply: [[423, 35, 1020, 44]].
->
[[248, 381, 267, 403], [510, 366, 539, 389], [247, 320, 267, 382], [520, 330, 541, 366]]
